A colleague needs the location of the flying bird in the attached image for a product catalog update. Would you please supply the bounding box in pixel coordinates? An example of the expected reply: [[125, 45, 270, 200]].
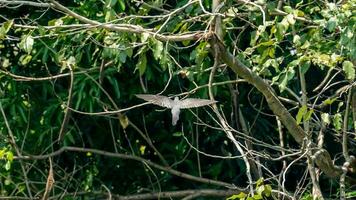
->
[[136, 94, 217, 125]]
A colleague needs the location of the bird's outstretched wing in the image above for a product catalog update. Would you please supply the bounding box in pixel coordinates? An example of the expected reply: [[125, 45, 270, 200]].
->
[[179, 98, 217, 109], [136, 94, 174, 108]]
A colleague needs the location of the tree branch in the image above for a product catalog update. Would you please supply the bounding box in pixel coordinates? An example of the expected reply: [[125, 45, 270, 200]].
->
[[15, 146, 241, 189], [212, 36, 345, 178]]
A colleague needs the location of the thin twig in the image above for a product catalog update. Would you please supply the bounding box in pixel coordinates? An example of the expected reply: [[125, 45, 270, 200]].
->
[[0, 101, 33, 198], [42, 158, 54, 200], [58, 65, 74, 142]]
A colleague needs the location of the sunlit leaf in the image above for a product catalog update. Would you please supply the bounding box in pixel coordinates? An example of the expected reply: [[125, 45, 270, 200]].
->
[[256, 177, 264, 187], [283, 6, 293, 13], [0, 19, 13, 40], [226, 192, 247, 200], [321, 113, 330, 125], [342, 61, 355, 80], [253, 194, 263, 200], [264, 184, 272, 196], [296, 105, 308, 125], [19, 36, 34, 54], [119, 114, 129, 129], [256, 184, 265, 195], [152, 39, 163, 60], [139, 145, 146, 155], [333, 113, 342, 131], [304, 109, 314, 121], [19, 54, 32, 65], [286, 14, 295, 25], [5, 161, 11, 171], [6, 151, 13, 162], [0, 149, 5, 158], [322, 97, 337, 105], [293, 35, 301, 46]]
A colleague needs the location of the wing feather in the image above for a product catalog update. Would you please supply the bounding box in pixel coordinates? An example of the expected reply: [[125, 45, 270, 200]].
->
[[179, 98, 217, 109], [136, 94, 174, 108]]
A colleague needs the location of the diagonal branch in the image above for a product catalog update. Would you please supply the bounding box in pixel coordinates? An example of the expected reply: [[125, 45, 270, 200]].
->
[[211, 36, 345, 178]]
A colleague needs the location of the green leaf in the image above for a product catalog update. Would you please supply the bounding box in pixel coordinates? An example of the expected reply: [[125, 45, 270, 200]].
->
[[105, 0, 117, 8], [0, 19, 13, 40], [300, 40, 310, 49], [253, 194, 263, 200], [259, 40, 274, 47], [268, 47, 275, 58], [322, 97, 337, 105], [118, 51, 127, 63], [256, 185, 265, 195], [304, 109, 314, 121], [333, 113, 342, 131], [300, 60, 311, 74], [137, 53, 147, 76], [227, 192, 247, 200], [264, 184, 272, 196], [160, 48, 171, 71], [283, 6, 293, 13], [250, 31, 258, 46], [256, 177, 264, 187], [279, 68, 295, 92], [118, 0, 125, 11], [1, 58, 10, 68], [19, 35, 34, 54], [126, 47, 133, 58], [64, 131, 75, 145], [48, 18, 63, 26], [279, 73, 288, 92], [173, 132, 183, 137], [152, 39, 163, 60], [326, 17, 337, 32], [296, 105, 308, 125], [293, 35, 301, 46], [286, 14, 296, 25], [321, 113, 330, 125], [0, 149, 5, 158], [119, 114, 129, 129], [342, 61, 355, 80], [5, 161, 11, 171], [105, 10, 116, 22], [19, 54, 32, 65], [4, 178, 11, 185], [140, 33, 150, 43], [6, 151, 13, 162], [288, 59, 300, 68], [276, 23, 286, 41]]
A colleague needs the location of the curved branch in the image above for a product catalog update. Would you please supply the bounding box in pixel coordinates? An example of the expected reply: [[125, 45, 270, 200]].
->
[[15, 146, 240, 189]]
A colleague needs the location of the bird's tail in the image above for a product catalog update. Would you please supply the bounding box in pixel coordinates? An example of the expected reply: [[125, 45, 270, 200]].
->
[[172, 114, 179, 126]]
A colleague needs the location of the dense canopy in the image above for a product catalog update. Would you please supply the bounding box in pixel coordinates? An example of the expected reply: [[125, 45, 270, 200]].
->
[[0, 0, 355, 199]]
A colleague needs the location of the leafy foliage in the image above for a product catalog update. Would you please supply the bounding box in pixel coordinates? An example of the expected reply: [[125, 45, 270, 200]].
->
[[0, 0, 355, 199]]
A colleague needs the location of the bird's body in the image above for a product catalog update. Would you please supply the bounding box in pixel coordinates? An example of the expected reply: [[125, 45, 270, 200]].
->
[[136, 94, 217, 125]]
